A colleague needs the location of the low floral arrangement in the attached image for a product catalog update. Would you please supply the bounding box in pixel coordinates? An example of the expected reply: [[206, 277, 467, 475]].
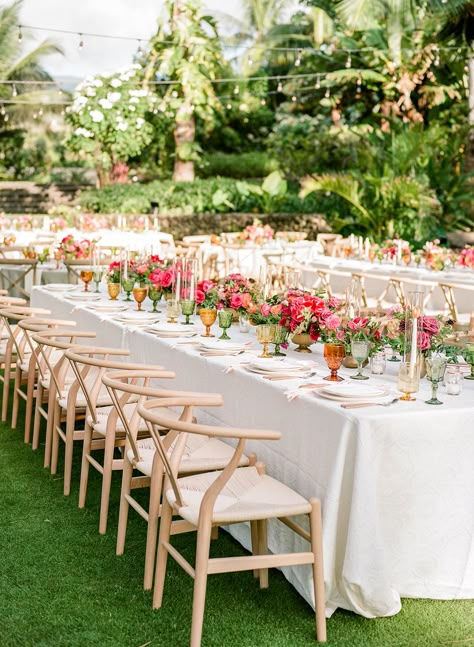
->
[[278, 291, 344, 341], [149, 261, 177, 294], [50, 217, 68, 232], [14, 215, 34, 231], [79, 214, 110, 232], [247, 294, 283, 325], [130, 254, 164, 285], [105, 260, 126, 283], [457, 246, 474, 270], [0, 213, 10, 229], [383, 305, 453, 356], [58, 234, 93, 260], [196, 279, 220, 309], [333, 315, 385, 357], [420, 240, 456, 271], [217, 273, 257, 313], [240, 219, 274, 245]]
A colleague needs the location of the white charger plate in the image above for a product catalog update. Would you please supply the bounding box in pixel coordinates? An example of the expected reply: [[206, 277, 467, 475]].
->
[[322, 383, 387, 399], [42, 283, 78, 292], [65, 293, 102, 301], [317, 386, 389, 402], [199, 339, 247, 352], [116, 312, 160, 323], [247, 358, 307, 373], [88, 302, 129, 312]]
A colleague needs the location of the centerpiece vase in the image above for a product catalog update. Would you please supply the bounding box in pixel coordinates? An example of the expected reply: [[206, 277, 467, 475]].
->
[[292, 332, 313, 353], [107, 282, 120, 300]]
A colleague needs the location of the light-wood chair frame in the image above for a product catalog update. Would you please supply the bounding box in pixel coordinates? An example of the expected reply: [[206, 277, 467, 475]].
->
[[138, 398, 327, 646]]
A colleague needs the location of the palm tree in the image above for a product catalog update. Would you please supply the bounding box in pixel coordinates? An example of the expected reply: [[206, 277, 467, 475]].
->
[[0, 0, 63, 123], [144, 0, 225, 181]]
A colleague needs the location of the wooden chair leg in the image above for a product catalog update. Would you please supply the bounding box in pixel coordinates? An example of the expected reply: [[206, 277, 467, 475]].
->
[[32, 383, 44, 450], [44, 395, 57, 469], [309, 499, 326, 643], [78, 422, 93, 509], [98, 431, 117, 535], [116, 455, 133, 555], [190, 523, 212, 647], [250, 520, 259, 578], [11, 366, 21, 429], [152, 498, 174, 610], [2, 355, 11, 421], [50, 407, 61, 475], [143, 467, 163, 590], [256, 519, 269, 589], [23, 371, 35, 443], [63, 408, 78, 496]]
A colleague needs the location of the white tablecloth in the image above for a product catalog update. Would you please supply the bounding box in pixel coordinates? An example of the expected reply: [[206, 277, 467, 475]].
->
[[31, 287, 474, 618], [301, 256, 474, 314]]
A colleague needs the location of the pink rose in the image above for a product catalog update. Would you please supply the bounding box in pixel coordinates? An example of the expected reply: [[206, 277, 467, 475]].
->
[[325, 314, 341, 331], [199, 280, 214, 293], [261, 303, 271, 316], [240, 293, 252, 308], [417, 331, 431, 351], [229, 294, 243, 309], [336, 330, 345, 341], [160, 269, 174, 288], [270, 304, 282, 315], [195, 289, 206, 305], [421, 316, 440, 335]]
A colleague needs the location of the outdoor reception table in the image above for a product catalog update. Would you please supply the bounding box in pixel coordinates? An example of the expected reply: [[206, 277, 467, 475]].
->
[[31, 286, 474, 619], [300, 256, 474, 314]]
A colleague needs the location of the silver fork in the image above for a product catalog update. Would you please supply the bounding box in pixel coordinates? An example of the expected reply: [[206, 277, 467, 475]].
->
[[341, 398, 399, 409]]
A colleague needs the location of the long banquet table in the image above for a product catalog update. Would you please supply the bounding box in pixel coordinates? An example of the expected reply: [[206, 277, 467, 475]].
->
[[31, 286, 474, 619]]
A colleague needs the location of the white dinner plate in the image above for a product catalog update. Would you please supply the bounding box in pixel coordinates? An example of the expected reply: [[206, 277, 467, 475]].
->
[[146, 329, 197, 338], [247, 358, 307, 373], [42, 283, 78, 292], [198, 339, 248, 352], [116, 312, 160, 323], [65, 292, 102, 301], [321, 383, 387, 399], [88, 302, 129, 312], [317, 385, 389, 402]]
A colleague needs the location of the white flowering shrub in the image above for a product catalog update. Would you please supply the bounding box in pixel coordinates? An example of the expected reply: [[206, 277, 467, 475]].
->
[[65, 65, 154, 184]]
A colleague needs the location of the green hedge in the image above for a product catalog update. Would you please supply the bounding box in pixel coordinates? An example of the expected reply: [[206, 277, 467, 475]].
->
[[197, 152, 279, 179], [78, 177, 324, 216]]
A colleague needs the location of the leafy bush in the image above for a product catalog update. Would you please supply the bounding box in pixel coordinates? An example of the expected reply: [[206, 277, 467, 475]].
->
[[78, 175, 324, 215], [198, 152, 279, 179]]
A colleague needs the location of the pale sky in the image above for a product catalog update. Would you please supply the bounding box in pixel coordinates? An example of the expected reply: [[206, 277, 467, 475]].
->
[[17, 0, 243, 84]]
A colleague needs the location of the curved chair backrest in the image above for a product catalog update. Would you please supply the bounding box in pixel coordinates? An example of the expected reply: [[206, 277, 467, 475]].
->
[[138, 397, 279, 513], [102, 370, 216, 466], [19, 318, 77, 379], [0, 306, 52, 360]]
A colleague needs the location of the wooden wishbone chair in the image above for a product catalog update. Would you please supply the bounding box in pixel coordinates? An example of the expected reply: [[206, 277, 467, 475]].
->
[[0, 306, 51, 422], [50, 344, 129, 497], [31, 330, 97, 470], [137, 398, 327, 646], [103, 370, 255, 591], [16, 318, 76, 443], [64, 350, 175, 535]]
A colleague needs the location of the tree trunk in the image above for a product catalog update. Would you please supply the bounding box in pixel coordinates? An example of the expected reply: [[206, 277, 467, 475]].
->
[[466, 51, 474, 172], [173, 117, 195, 182]]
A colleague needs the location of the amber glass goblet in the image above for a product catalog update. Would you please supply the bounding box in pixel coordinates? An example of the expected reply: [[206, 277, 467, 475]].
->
[[79, 270, 93, 292], [133, 285, 148, 312], [323, 343, 346, 382]]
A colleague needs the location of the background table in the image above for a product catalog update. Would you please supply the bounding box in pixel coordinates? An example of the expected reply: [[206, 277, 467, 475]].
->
[[32, 287, 474, 619]]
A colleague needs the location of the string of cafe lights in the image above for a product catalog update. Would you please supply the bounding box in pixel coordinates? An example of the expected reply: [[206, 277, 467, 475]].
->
[[17, 21, 468, 57]]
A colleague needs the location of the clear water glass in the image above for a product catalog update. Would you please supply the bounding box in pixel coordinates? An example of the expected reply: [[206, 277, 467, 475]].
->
[[351, 339, 370, 380]]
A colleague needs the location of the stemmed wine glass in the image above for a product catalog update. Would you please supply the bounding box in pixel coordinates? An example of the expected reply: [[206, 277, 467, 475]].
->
[[218, 310, 233, 340], [180, 299, 195, 325], [93, 269, 102, 293], [350, 339, 370, 380], [323, 343, 346, 382], [79, 270, 93, 292], [122, 278, 135, 302], [397, 362, 419, 401], [257, 324, 275, 358], [425, 356, 447, 405]]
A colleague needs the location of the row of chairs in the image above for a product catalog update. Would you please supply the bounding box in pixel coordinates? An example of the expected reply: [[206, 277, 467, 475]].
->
[[0, 299, 327, 646]]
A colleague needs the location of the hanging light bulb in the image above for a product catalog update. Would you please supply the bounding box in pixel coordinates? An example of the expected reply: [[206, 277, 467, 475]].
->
[[315, 75, 321, 90], [189, 54, 194, 62], [233, 85, 239, 95], [38, 108, 43, 117], [32, 112, 38, 120], [277, 80, 283, 92], [226, 103, 232, 110], [58, 87, 63, 96], [0, 106, 5, 115], [78, 33, 84, 50], [325, 88, 330, 98], [12, 84, 17, 97], [137, 40, 143, 56], [345, 53, 352, 68], [291, 95, 297, 102], [295, 49, 302, 67], [4, 114, 9, 123], [434, 48, 440, 66], [260, 98, 266, 106], [248, 55, 253, 66], [17, 25, 22, 43]]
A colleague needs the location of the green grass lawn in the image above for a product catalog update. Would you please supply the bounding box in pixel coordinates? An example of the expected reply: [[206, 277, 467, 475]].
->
[[1, 420, 473, 647]]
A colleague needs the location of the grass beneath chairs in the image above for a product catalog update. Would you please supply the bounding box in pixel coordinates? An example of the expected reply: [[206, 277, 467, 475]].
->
[[0, 419, 473, 647]]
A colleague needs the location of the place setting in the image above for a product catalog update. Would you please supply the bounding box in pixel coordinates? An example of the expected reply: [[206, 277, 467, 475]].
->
[[196, 338, 254, 357]]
